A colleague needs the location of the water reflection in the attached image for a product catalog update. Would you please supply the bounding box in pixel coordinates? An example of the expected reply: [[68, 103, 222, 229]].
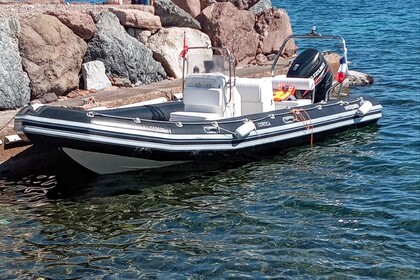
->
[[1, 159, 266, 279], [5, 125, 415, 280], [0, 126, 381, 202]]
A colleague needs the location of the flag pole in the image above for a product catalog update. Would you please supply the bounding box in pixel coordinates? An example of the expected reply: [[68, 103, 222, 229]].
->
[[181, 31, 188, 94], [182, 49, 185, 95]]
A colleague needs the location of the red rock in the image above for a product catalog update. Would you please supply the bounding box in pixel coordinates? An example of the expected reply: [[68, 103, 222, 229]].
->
[[255, 8, 296, 56], [18, 14, 87, 99], [47, 10, 96, 40], [110, 7, 162, 31], [171, 0, 201, 18], [198, 2, 259, 66]]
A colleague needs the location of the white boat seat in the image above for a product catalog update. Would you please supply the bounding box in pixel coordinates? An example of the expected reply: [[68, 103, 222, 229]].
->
[[184, 73, 227, 89], [235, 77, 274, 115], [169, 86, 226, 121], [182, 87, 225, 115], [169, 73, 242, 121]]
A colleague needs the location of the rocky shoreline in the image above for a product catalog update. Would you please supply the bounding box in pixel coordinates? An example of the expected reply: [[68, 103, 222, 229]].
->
[[0, 0, 373, 168], [1, 0, 298, 110]]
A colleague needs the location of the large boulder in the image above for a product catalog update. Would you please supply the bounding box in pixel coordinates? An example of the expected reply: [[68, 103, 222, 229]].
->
[[154, 0, 201, 29], [46, 10, 97, 40], [146, 27, 212, 78], [171, 0, 201, 17], [0, 18, 30, 110], [110, 8, 162, 31], [198, 2, 259, 66], [18, 15, 87, 99], [255, 8, 296, 56], [84, 12, 166, 85]]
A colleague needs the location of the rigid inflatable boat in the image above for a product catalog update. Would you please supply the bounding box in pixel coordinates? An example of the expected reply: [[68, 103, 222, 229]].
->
[[14, 28, 383, 174]]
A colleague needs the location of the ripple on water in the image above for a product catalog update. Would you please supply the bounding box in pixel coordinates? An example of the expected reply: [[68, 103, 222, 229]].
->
[[1, 147, 419, 278]]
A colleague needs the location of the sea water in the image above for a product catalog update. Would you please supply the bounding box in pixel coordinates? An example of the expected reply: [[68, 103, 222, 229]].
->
[[0, 0, 419, 279]]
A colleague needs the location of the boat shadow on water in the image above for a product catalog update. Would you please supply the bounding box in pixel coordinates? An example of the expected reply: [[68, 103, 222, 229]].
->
[[1, 146, 255, 201], [0, 124, 380, 202], [49, 156, 247, 200]]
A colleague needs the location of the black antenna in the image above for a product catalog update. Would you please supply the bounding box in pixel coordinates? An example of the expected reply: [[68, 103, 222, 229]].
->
[[308, 25, 321, 36]]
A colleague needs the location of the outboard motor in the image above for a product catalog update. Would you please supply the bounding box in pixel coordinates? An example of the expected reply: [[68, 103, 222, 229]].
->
[[287, 48, 332, 103]]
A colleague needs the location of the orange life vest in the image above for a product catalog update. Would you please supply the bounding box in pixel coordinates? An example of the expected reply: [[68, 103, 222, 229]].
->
[[273, 85, 296, 101]]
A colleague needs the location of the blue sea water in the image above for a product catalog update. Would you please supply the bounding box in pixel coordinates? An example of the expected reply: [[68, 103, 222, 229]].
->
[[0, 0, 419, 279]]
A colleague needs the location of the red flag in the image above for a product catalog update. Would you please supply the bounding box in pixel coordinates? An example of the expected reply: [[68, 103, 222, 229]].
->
[[180, 32, 188, 58]]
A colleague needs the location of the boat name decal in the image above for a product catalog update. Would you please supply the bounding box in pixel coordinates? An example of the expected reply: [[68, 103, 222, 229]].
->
[[344, 104, 360, 111], [257, 121, 271, 128], [139, 125, 171, 133]]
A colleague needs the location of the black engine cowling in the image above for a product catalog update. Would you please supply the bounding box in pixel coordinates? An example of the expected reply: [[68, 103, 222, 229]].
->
[[287, 48, 332, 103]]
